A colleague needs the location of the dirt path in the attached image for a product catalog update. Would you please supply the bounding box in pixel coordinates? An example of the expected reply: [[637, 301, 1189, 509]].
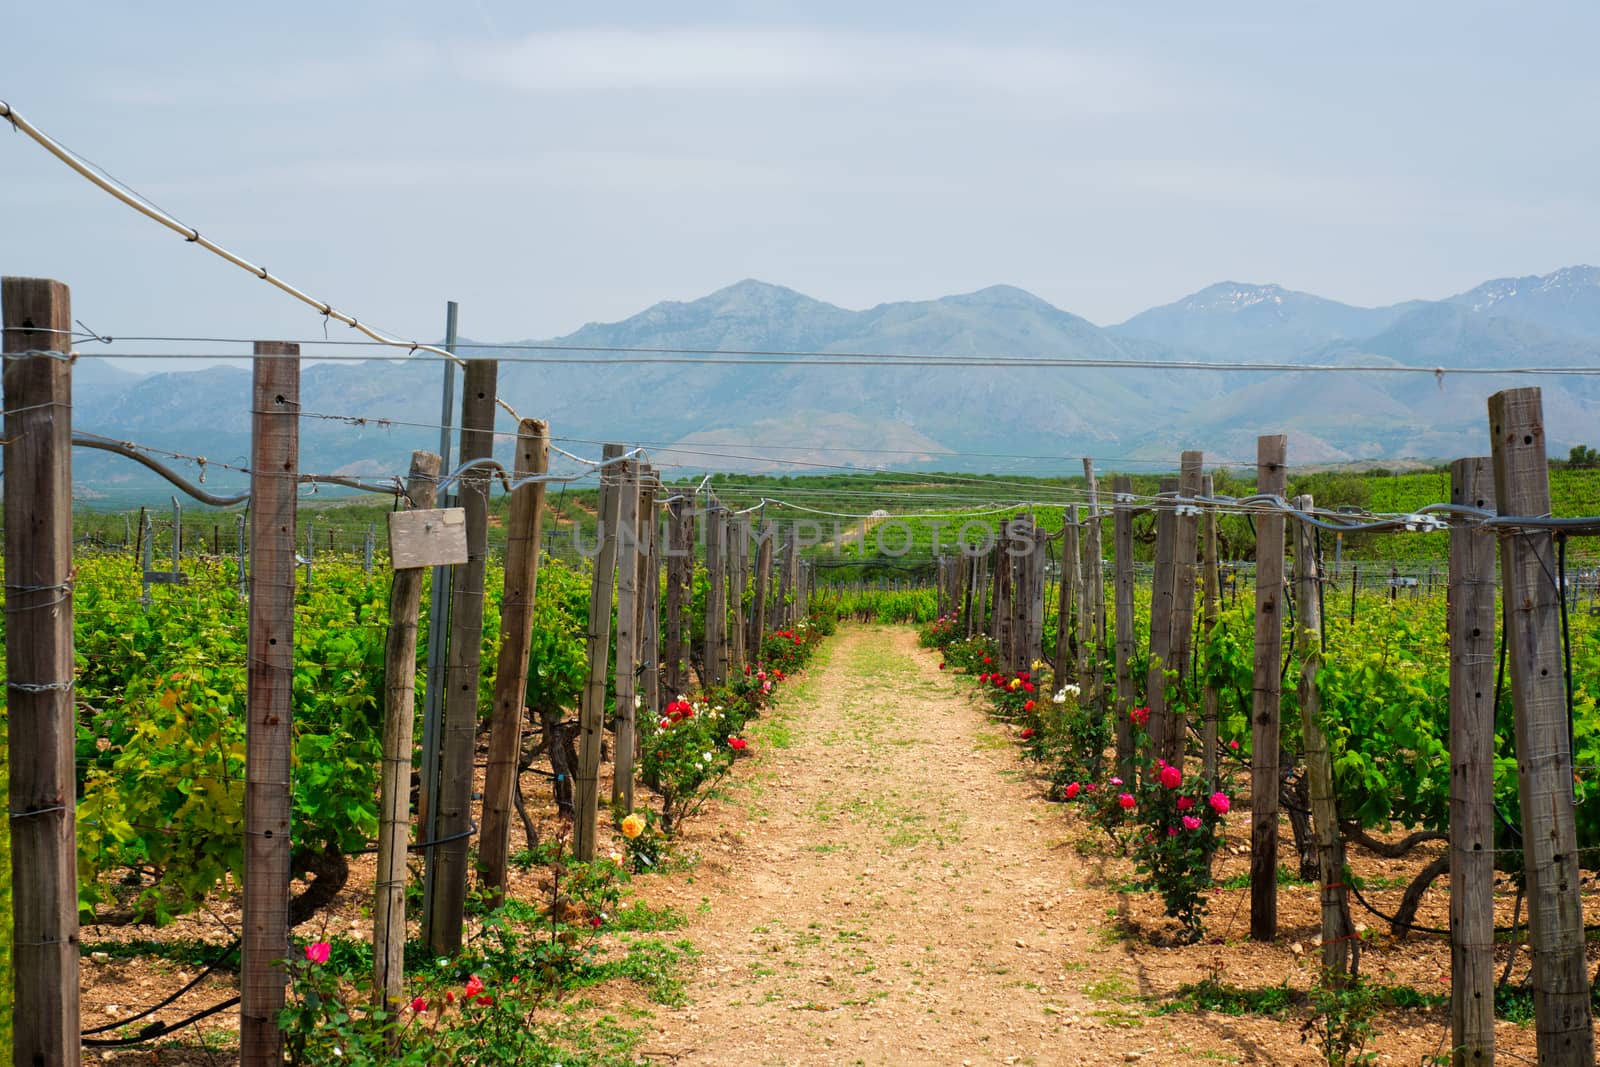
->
[[640, 625, 1200, 1066]]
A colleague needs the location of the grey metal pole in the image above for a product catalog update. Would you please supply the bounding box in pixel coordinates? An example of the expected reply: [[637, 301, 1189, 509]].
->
[[419, 300, 459, 928]]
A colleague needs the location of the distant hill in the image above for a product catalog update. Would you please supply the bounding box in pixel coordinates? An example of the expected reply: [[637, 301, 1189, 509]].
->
[[61, 267, 1600, 503]]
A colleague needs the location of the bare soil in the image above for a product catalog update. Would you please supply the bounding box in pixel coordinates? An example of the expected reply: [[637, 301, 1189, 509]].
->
[[81, 623, 1562, 1065]]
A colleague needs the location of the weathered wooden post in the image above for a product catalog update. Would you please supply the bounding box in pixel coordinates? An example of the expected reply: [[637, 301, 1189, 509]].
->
[[1082, 458, 1107, 713], [481, 419, 549, 899], [575, 445, 625, 861], [1487, 389, 1594, 1063], [611, 459, 641, 811], [1199, 474, 1222, 784], [705, 502, 727, 685], [1145, 478, 1178, 762], [1293, 496, 1356, 979], [1447, 457, 1496, 1066], [1112, 475, 1137, 782], [638, 467, 662, 720], [753, 517, 775, 650], [1056, 508, 1078, 683], [374, 450, 445, 1016], [425, 358, 496, 953], [4, 277, 80, 1067], [664, 496, 690, 696], [782, 530, 799, 625], [1165, 451, 1204, 764], [241, 341, 299, 1066], [1250, 434, 1288, 942], [729, 512, 749, 672]]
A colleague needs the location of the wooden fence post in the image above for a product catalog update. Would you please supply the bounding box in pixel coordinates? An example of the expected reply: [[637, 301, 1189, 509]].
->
[[3, 277, 80, 1067], [1145, 478, 1178, 764], [374, 450, 441, 1014], [1448, 457, 1496, 1066], [425, 358, 496, 953], [1250, 434, 1288, 942], [705, 503, 727, 686], [775, 524, 792, 630], [575, 444, 625, 861], [1082, 459, 1107, 715], [730, 513, 749, 673], [480, 419, 549, 899], [753, 518, 775, 651], [1057, 508, 1078, 683], [1112, 476, 1137, 782], [1487, 389, 1594, 1063], [782, 531, 799, 626], [1293, 497, 1356, 979], [241, 341, 299, 1066], [1165, 451, 1204, 764], [664, 497, 689, 696], [1199, 474, 1222, 784], [638, 468, 661, 720], [612, 460, 641, 811]]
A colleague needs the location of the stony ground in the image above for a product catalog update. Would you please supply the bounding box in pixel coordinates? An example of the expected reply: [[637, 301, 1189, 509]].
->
[[87, 623, 1553, 1065]]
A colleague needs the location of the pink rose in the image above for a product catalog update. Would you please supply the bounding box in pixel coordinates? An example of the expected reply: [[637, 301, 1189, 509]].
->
[[1182, 815, 1202, 831], [1118, 793, 1136, 811], [1176, 796, 1195, 811], [1208, 792, 1231, 815], [304, 942, 331, 965], [1160, 764, 1182, 789]]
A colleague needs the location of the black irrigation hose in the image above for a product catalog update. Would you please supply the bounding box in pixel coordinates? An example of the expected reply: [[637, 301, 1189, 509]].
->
[[1492, 606, 1524, 843], [345, 818, 479, 857], [1345, 874, 1452, 937], [81, 995, 241, 1047], [80, 937, 241, 1036]]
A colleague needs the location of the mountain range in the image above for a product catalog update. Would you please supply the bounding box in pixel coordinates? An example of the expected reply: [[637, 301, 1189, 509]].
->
[[66, 265, 1600, 501]]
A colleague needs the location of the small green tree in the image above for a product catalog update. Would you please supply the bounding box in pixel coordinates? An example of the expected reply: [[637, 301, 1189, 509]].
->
[[1566, 444, 1599, 469]]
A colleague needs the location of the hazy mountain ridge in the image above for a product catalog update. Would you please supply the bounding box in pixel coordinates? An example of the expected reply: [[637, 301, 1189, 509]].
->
[[65, 267, 1600, 500]]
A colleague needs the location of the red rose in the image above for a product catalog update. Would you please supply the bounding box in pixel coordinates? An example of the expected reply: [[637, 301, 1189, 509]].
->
[[1064, 781, 1081, 799], [1024, 700, 1035, 712]]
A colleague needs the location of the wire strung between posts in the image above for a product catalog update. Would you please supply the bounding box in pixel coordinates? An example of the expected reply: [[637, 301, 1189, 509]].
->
[[50, 340, 1600, 378], [0, 100, 522, 423]]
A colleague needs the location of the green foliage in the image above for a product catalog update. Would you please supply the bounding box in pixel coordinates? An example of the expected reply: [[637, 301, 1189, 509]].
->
[[1301, 972, 1384, 1067], [1124, 753, 1230, 942], [521, 560, 589, 718], [281, 846, 646, 1066]]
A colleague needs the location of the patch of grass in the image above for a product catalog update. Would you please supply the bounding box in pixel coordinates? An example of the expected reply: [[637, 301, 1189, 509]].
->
[[606, 900, 687, 933], [1216, 865, 1313, 890], [1155, 977, 1448, 1018], [761, 716, 796, 748], [571, 937, 697, 1006], [1082, 976, 1134, 1001], [1154, 977, 1300, 1017], [82, 937, 239, 971]]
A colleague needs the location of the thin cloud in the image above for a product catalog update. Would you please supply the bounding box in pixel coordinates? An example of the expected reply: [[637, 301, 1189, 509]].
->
[[463, 26, 1165, 108]]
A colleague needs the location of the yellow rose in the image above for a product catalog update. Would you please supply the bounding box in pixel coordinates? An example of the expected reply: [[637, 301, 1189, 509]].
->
[[621, 813, 645, 840]]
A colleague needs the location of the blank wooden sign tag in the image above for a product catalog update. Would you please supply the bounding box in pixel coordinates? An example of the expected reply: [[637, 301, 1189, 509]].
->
[[388, 507, 469, 569]]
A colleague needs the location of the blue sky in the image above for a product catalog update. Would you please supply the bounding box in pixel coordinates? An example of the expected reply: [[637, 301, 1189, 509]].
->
[[4, 2, 1597, 359]]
